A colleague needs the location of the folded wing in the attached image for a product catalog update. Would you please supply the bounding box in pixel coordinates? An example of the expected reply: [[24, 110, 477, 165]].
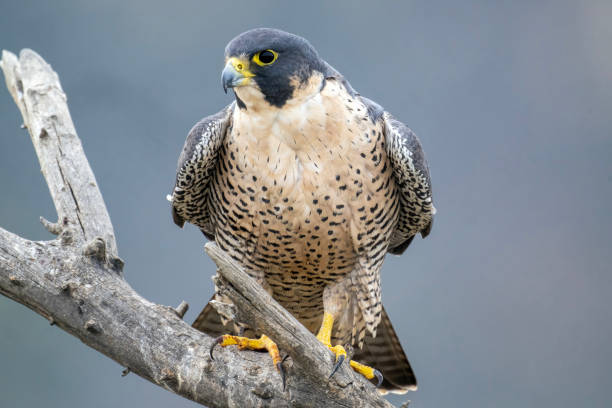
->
[[171, 103, 234, 238]]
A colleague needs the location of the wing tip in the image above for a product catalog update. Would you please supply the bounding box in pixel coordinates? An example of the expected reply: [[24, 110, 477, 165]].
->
[[388, 235, 415, 255], [172, 206, 185, 228]]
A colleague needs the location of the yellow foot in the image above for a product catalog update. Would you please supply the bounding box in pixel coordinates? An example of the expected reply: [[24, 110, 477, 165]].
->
[[323, 343, 383, 386], [350, 359, 383, 386], [209, 334, 286, 388], [316, 312, 383, 387]]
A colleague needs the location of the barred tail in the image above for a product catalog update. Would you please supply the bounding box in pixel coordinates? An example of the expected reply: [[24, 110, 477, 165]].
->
[[352, 306, 417, 394], [192, 298, 230, 336]]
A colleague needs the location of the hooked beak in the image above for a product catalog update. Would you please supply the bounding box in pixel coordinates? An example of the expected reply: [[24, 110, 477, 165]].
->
[[222, 57, 254, 93]]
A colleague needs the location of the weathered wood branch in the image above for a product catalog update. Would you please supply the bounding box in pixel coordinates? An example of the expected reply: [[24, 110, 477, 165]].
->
[[1, 49, 118, 258], [0, 49, 394, 407]]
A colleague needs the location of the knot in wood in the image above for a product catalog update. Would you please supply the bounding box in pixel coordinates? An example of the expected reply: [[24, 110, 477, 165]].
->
[[159, 368, 179, 391], [84, 319, 102, 334], [251, 382, 274, 400], [8, 275, 23, 286], [82, 237, 106, 262], [108, 255, 124, 272], [60, 229, 73, 245]]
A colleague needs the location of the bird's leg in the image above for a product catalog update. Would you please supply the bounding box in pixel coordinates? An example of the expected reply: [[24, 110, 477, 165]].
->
[[315, 312, 383, 386], [316, 312, 348, 376], [318, 280, 383, 386], [210, 334, 286, 388]]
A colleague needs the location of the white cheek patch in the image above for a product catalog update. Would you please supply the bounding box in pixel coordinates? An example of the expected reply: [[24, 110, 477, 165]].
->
[[234, 86, 268, 110]]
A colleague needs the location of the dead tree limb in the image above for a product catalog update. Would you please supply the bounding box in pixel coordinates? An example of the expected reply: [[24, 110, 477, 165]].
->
[[0, 49, 394, 407]]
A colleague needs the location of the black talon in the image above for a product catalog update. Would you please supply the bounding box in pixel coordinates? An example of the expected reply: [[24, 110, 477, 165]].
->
[[209, 336, 224, 360], [373, 369, 383, 388], [276, 361, 286, 391], [329, 354, 345, 379]]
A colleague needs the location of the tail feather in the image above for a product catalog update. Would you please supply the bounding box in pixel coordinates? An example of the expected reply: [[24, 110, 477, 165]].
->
[[192, 299, 230, 336], [352, 306, 417, 394], [192, 296, 257, 338]]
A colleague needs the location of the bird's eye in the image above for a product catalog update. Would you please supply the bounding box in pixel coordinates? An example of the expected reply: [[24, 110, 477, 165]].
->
[[253, 49, 278, 66]]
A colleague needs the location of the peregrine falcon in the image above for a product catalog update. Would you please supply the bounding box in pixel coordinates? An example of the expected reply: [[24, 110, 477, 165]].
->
[[170, 28, 434, 394]]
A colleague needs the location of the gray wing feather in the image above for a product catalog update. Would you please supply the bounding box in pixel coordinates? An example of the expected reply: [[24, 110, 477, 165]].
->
[[170, 103, 234, 238], [383, 112, 435, 254]]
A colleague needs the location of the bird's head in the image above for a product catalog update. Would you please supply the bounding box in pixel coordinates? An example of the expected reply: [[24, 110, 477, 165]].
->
[[222, 28, 328, 109]]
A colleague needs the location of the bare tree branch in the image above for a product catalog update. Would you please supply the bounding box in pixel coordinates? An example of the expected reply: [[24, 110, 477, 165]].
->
[[1, 49, 118, 258], [0, 49, 394, 407]]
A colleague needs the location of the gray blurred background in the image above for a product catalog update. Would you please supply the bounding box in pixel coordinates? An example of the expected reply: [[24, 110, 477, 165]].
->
[[1, 1, 611, 407]]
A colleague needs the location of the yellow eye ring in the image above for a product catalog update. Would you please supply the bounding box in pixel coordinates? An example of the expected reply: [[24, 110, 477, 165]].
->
[[253, 49, 278, 66]]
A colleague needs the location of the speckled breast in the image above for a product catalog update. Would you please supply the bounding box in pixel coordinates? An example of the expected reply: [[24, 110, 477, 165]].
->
[[207, 83, 399, 321]]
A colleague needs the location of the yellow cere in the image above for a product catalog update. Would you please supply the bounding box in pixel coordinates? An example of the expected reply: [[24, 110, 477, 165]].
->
[[227, 57, 255, 77], [252, 49, 278, 66]]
